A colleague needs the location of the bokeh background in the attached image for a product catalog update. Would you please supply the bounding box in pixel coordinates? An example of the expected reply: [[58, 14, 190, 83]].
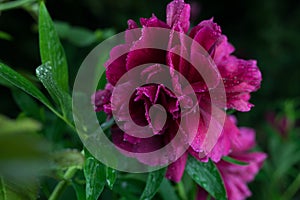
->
[[0, 0, 300, 199]]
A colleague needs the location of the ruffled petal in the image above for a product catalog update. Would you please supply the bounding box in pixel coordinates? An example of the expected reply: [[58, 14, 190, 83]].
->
[[140, 14, 170, 28], [189, 19, 222, 52], [166, 0, 191, 33], [219, 56, 262, 111]]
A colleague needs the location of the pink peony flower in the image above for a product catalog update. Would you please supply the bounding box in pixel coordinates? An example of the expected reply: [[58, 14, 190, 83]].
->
[[92, 0, 263, 182], [196, 126, 267, 200]]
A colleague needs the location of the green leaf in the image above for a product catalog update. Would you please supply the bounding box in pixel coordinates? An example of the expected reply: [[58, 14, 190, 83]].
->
[[72, 181, 86, 200], [0, 0, 36, 11], [53, 21, 116, 47], [186, 156, 226, 200], [84, 157, 106, 200], [0, 76, 13, 87], [140, 168, 167, 200], [113, 178, 145, 200], [0, 62, 53, 111], [0, 31, 12, 41], [36, 63, 72, 123], [0, 177, 6, 200], [106, 167, 117, 190], [38, 2, 69, 93], [54, 21, 98, 47], [222, 156, 248, 166], [11, 89, 42, 119], [0, 63, 71, 128], [0, 177, 38, 200], [159, 179, 179, 200], [38, 2, 73, 124]]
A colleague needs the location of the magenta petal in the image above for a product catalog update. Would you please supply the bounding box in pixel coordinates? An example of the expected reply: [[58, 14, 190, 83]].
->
[[189, 18, 234, 64], [140, 64, 169, 84], [216, 151, 266, 200], [196, 187, 215, 200], [166, 0, 191, 33], [213, 35, 235, 64], [190, 45, 221, 88], [125, 29, 168, 71], [111, 126, 164, 154], [230, 152, 267, 182], [166, 152, 188, 182], [127, 19, 138, 29], [189, 117, 206, 153], [232, 127, 256, 152], [219, 57, 262, 111], [140, 14, 170, 28], [105, 44, 130, 86], [215, 137, 267, 200], [167, 45, 189, 80], [125, 19, 141, 44], [222, 172, 252, 200], [189, 19, 222, 52], [190, 114, 240, 163], [91, 83, 113, 113]]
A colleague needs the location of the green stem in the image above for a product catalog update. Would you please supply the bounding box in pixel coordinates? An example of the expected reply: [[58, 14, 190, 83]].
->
[[282, 172, 300, 200], [0, 177, 6, 200], [101, 118, 115, 132], [0, 0, 36, 11], [48, 166, 78, 200], [177, 182, 188, 200]]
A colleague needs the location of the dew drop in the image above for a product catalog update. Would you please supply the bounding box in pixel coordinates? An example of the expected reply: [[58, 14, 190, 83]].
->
[[121, 182, 127, 188]]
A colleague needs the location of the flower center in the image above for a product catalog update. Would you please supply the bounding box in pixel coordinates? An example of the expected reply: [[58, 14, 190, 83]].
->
[[148, 104, 167, 135]]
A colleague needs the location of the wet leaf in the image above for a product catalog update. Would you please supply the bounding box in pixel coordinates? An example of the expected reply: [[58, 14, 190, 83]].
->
[[140, 168, 166, 200], [0, 62, 53, 111], [106, 167, 117, 190], [36, 63, 72, 123], [159, 179, 179, 200], [186, 156, 226, 200], [84, 156, 106, 200], [39, 2, 69, 94]]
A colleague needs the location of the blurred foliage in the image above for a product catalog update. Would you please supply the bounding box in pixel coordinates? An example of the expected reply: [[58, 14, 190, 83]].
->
[[0, 115, 46, 200], [250, 100, 300, 200], [0, 0, 300, 199]]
